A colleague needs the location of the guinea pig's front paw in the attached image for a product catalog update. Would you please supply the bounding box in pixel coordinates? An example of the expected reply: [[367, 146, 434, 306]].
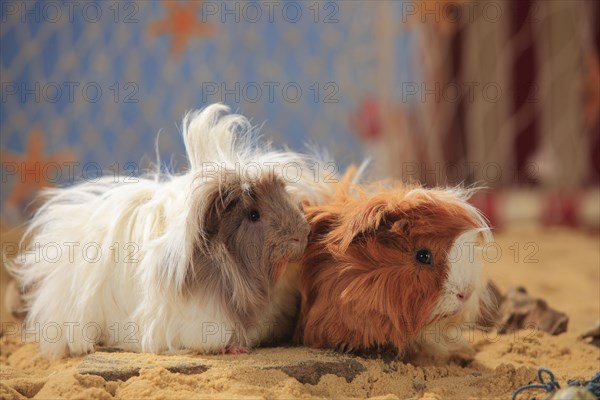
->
[[221, 345, 249, 355]]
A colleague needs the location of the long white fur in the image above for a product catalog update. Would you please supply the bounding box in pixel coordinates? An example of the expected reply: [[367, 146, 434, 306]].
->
[[415, 190, 493, 359], [7, 103, 328, 357]]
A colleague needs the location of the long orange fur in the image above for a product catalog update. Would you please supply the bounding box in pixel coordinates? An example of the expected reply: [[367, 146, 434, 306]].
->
[[295, 168, 484, 354]]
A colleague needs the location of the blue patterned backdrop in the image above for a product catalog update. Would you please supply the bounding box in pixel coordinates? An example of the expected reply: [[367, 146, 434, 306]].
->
[[0, 0, 417, 224]]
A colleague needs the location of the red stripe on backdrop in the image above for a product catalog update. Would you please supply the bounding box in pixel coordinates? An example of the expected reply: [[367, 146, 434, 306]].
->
[[511, 0, 540, 186], [591, 119, 600, 185], [542, 193, 581, 227], [590, 1, 600, 185], [443, 16, 467, 187]]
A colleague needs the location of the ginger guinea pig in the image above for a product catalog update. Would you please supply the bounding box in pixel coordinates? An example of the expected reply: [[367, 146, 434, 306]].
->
[[295, 171, 492, 360]]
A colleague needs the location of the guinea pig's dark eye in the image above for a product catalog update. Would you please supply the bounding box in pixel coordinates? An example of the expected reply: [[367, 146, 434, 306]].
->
[[248, 209, 260, 222], [415, 249, 432, 265]]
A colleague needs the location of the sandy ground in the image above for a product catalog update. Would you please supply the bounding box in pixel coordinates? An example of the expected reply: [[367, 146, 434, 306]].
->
[[1, 227, 599, 399]]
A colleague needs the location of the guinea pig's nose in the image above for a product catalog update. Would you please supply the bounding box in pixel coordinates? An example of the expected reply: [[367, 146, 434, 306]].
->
[[291, 226, 310, 242], [456, 288, 473, 302], [291, 233, 308, 244]]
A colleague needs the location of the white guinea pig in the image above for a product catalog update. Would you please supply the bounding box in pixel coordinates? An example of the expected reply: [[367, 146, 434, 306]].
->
[[8, 104, 312, 357]]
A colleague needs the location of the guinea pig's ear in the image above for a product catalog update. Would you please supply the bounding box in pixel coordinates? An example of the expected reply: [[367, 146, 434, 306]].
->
[[370, 216, 413, 248], [386, 217, 411, 236], [328, 200, 389, 254], [332, 204, 412, 254], [198, 179, 243, 241]]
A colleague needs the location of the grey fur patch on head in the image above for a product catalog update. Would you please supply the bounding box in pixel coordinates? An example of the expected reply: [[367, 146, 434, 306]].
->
[[187, 172, 310, 346]]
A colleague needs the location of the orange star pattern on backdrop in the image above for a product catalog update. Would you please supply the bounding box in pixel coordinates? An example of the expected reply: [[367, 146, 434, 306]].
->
[[1, 127, 77, 213], [147, 0, 216, 56]]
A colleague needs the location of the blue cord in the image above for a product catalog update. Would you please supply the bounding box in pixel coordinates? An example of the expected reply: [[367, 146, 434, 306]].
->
[[585, 371, 600, 397], [512, 368, 560, 400], [513, 368, 600, 400]]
